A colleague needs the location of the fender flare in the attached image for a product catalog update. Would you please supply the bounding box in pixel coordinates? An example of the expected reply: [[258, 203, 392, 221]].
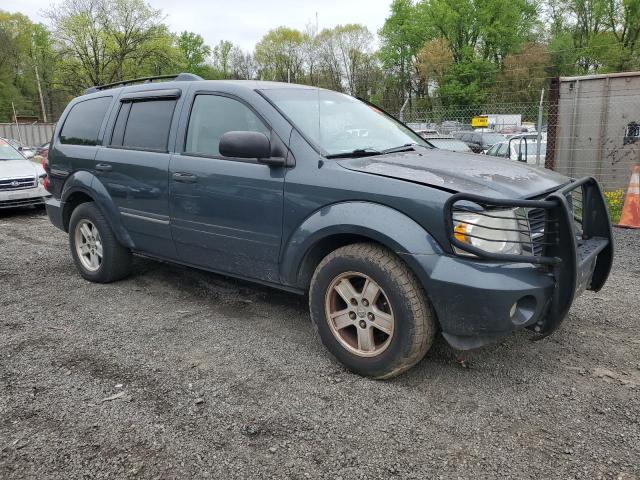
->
[[280, 201, 443, 288], [61, 170, 135, 249]]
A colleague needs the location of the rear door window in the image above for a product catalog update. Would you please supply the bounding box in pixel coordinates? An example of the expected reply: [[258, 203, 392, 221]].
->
[[111, 99, 177, 152], [59, 96, 112, 146]]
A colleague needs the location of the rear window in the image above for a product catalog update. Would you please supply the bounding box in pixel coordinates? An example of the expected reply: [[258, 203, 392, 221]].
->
[[111, 99, 176, 152], [60, 96, 112, 146]]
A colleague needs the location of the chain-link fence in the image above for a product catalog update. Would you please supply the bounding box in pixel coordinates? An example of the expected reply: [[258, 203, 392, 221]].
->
[[393, 76, 640, 203]]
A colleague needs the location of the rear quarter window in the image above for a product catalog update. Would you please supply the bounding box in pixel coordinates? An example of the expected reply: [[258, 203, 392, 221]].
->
[[59, 96, 112, 146]]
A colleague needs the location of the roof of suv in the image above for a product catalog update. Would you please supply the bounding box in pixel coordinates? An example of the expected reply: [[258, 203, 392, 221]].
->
[[83, 72, 322, 97]]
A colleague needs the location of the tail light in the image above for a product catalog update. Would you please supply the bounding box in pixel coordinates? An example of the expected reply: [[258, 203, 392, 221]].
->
[[41, 155, 50, 192]]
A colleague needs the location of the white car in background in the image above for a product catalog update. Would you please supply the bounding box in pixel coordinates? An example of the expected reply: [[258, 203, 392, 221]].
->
[[485, 136, 547, 165], [2, 137, 38, 159], [0, 139, 50, 209]]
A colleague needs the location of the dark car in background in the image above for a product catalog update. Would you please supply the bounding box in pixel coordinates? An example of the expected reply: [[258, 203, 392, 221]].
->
[[420, 133, 472, 153], [452, 130, 507, 153], [43, 74, 613, 378]]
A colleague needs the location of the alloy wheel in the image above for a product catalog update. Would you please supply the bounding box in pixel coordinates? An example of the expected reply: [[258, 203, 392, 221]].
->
[[324, 271, 395, 357], [74, 219, 103, 272]]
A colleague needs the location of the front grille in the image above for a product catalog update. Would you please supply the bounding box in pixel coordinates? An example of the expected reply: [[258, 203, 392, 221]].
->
[[445, 177, 607, 265], [0, 177, 36, 191], [0, 197, 44, 208], [566, 186, 584, 237], [523, 207, 547, 256]]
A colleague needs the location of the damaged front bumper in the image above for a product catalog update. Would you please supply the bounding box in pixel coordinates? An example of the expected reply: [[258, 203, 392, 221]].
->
[[409, 177, 614, 350]]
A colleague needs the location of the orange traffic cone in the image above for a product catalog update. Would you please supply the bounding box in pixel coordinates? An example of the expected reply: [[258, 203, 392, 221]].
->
[[618, 165, 640, 229]]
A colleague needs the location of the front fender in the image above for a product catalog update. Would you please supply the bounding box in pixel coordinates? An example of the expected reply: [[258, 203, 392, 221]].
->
[[61, 170, 135, 249], [280, 201, 443, 287]]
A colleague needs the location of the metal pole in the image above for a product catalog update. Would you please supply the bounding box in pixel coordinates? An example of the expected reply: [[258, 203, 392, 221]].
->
[[536, 88, 544, 167], [34, 64, 48, 123], [399, 96, 410, 122], [11, 102, 24, 144]]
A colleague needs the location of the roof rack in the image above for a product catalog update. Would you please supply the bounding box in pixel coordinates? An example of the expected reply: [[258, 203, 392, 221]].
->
[[84, 72, 203, 95]]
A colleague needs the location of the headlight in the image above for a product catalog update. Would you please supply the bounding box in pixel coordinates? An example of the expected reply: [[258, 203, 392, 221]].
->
[[453, 208, 522, 255]]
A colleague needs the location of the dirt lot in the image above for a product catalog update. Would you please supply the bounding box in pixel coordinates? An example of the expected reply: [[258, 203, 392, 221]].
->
[[1, 207, 639, 479]]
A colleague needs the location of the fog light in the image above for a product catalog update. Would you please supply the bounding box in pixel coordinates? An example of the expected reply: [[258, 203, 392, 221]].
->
[[510, 296, 537, 326]]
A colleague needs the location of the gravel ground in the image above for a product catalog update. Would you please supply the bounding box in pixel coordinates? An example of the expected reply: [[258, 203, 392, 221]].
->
[[1, 207, 639, 480]]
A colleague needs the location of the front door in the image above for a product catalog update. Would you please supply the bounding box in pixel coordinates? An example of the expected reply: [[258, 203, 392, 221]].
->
[[169, 93, 285, 283]]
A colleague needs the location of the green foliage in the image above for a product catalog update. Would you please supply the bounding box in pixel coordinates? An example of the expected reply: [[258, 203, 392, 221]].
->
[[604, 189, 626, 223], [178, 31, 212, 77], [255, 27, 307, 82], [4, 0, 640, 123], [437, 52, 498, 107]]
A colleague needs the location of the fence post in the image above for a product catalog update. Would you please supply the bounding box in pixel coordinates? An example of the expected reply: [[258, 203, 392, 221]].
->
[[545, 78, 560, 170], [536, 88, 544, 167], [11, 102, 25, 144]]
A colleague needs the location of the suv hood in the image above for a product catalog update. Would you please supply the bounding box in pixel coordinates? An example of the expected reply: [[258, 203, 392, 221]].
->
[[337, 148, 569, 199], [0, 159, 42, 179]]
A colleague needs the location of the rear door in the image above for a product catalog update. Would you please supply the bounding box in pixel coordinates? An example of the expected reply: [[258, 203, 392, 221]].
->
[[169, 92, 286, 283], [93, 89, 181, 259]]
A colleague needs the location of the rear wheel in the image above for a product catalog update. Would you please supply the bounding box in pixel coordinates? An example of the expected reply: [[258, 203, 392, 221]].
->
[[69, 202, 131, 283], [309, 243, 435, 379]]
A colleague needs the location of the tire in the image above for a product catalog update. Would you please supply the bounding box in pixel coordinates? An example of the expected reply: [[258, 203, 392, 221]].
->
[[309, 243, 435, 379], [68, 202, 131, 283]]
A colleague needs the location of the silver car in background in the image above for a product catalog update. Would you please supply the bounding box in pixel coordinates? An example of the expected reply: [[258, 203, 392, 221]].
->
[[0, 139, 50, 209]]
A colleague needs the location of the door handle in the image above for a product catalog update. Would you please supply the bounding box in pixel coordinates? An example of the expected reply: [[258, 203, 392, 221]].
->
[[95, 163, 112, 172], [172, 172, 197, 183]]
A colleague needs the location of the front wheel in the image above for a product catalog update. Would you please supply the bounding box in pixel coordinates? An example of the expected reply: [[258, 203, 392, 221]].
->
[[69, 202, 132, 283], [309, 243, 435, 379]]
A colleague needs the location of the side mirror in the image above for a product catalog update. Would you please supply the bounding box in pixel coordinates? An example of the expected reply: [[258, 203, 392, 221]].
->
[[219, 131, 271, 159]]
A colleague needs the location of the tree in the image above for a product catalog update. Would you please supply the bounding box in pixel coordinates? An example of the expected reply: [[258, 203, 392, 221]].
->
[[212, 40, 233, 78], [378, 0, 428, 110], [544, 0, 640, 73], [46, 0, 173, 90], [177, 31, 211, 76], [0, 11, 62, 121], [416, 37, 453, 103], [229, 46, 257, 79], [437, 50, 498, 107], [494, 42, 550, 103], [255, 27, 307, 82]]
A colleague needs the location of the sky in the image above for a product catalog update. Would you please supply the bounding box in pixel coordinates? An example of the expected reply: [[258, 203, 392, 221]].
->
[[7, 0, 392, 51]]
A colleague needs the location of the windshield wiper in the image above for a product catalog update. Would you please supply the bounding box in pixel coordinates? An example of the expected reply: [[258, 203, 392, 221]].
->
[[325, 148, 383, 159], [380, 143, 418, 154], [325, 144, 420, 159]]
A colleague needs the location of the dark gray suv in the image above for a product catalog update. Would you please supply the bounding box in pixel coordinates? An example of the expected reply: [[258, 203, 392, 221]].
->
[[43, 73, 613, 378]]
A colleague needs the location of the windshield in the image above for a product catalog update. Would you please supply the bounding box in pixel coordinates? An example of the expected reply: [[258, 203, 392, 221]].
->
[[0, 141, 24, 160], [479, 133, 506, 145], [262, 88, 428, 156]]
